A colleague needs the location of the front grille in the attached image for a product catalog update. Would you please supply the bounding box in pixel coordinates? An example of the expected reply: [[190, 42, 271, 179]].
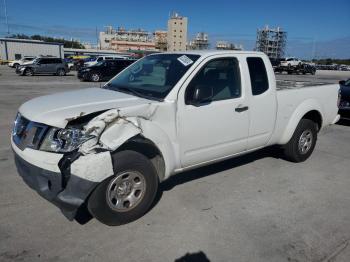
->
[[12, 113, 49, 150]]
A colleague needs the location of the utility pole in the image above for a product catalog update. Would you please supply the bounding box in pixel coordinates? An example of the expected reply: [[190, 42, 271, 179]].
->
[[3, 0, 10, 35], [95, 26, 99, 50]]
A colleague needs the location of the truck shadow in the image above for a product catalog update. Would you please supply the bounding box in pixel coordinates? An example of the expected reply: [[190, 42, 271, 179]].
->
[[174, 251, 211, 262], [153, 146, 283, 207]]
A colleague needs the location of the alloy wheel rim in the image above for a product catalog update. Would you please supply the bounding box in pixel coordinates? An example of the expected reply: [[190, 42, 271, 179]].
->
[[298, 129, 313, 154], [91, 74, 99, 81], [106, 171, 146, 212]]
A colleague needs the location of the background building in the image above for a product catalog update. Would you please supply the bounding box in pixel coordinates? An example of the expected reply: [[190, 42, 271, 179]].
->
[[63, 48, 125, 58], [0, 38, 64, 60], [167, 12, 188, 52], [255, 25, 287, 59], [216, 41, 243, 50], [99, 26, 156, 52], [188, 32, 209, 50], [154, 31, 167, 51]]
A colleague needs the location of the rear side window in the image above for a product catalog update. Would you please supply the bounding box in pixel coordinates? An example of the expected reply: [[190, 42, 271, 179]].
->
[[247, 57, 269, 96]]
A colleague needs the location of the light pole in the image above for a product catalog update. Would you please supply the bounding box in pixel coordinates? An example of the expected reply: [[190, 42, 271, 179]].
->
[[3, 0, 10, 35]]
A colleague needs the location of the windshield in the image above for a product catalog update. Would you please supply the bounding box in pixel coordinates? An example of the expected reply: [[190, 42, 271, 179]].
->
[[104, 54, 200, 100]]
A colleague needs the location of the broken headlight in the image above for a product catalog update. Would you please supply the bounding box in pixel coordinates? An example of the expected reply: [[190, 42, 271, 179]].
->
[[40, 127, 94, 153]]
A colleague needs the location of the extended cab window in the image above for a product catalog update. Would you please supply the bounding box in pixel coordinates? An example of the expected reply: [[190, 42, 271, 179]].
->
[[247, 57, 269, 96], [185, 58, 241, 105]]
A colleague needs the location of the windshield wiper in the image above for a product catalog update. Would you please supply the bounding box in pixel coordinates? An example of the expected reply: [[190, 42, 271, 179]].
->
[[104, 83, 162, 101]]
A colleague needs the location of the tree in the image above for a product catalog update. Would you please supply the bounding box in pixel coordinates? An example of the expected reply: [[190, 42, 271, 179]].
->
[[6, 34, 85, 49]]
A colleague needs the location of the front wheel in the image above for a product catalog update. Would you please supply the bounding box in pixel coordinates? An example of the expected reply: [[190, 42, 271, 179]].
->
[[24, 68, 34, 76], [283, 119, 318, 162], [87, 150, 159, 226]]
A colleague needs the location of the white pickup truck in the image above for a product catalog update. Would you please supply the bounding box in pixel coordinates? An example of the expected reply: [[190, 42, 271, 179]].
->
[[11, 51, 340, 225]]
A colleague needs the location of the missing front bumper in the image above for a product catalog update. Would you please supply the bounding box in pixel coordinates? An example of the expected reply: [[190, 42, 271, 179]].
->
[[14, 152, 98, 221]]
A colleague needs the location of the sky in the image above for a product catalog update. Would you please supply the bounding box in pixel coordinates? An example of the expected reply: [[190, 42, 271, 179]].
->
[[1, 0, 349, 59]]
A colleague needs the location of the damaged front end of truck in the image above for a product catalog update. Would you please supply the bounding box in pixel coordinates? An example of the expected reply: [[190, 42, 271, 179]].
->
[[12, 103, 163, 222]]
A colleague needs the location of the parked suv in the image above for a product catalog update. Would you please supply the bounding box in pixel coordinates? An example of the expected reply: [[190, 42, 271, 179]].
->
[[339, 79, 350, 119], [16, 57, 69, 76], [280, 57, 302, 67], [78, 59, 136, 82]]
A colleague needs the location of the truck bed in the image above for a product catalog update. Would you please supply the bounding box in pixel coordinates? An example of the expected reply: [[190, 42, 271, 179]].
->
[[276, 80, 329, 90], [269, 82, 340, 145]]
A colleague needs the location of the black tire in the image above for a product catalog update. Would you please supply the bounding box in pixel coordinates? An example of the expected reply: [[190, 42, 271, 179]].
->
[[90, 72, 100, 82], [283, 119, 318, 162], [57, 68, 66, 76], [88, 150, 159, 226], [13, 63, 19, 69]]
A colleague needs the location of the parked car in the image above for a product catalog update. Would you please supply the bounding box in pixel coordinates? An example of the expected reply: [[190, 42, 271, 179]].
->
[[78, 59, 136, 82], [339, 79, 350, 119], [280, 57, 302, 67], [274, 63, 316, 75], [8, 56, 36, 68], [84, 55, 130, 67], [64, 58, 75, 71], [11, 51, 340, 225], [16, 57, 69, 76]]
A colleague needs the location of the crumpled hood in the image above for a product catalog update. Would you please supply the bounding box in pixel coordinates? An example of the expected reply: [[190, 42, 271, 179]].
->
[[19, 88, 153, 128]]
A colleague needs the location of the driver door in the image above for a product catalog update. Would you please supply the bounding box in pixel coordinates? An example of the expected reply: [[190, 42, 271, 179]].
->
[[177, 56, 249, 167]]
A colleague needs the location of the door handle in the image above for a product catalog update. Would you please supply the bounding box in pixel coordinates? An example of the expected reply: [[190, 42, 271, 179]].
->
[[235, 106, 249, 112]]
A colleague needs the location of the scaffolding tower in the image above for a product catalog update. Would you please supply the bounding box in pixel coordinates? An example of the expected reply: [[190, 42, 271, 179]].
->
[[256, 26, 287, 59], [188, 32, 209, 50]]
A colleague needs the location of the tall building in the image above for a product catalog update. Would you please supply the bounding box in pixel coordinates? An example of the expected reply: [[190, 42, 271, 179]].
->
[[99, 26, 156, 52], [154, 30, 167, 51], [255, 25, 287, 59], [216, 41, 243, 50], [167, 12, 188, 52], [188, 32, 209, 50]]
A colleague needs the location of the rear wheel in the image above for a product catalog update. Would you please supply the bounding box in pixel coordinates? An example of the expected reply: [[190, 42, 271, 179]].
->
[[57, 68, 66, 76], [88, 150, 159, 226], [283, 119, 318, 162]]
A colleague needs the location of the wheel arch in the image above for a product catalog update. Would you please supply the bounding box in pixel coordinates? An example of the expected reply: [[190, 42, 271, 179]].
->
[[114, 135, 166, 181], [278, 99, 323, 145]]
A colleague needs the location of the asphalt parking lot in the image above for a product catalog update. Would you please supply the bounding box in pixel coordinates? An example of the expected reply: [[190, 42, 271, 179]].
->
[[1, 65, 350, 262]]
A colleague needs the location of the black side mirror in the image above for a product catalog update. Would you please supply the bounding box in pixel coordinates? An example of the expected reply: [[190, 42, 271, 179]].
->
[[339, 80, 345, 85], [191, 85, 213, 106]]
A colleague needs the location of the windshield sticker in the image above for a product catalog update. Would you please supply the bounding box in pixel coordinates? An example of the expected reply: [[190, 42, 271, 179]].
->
[[177, 55, 194, 66]]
